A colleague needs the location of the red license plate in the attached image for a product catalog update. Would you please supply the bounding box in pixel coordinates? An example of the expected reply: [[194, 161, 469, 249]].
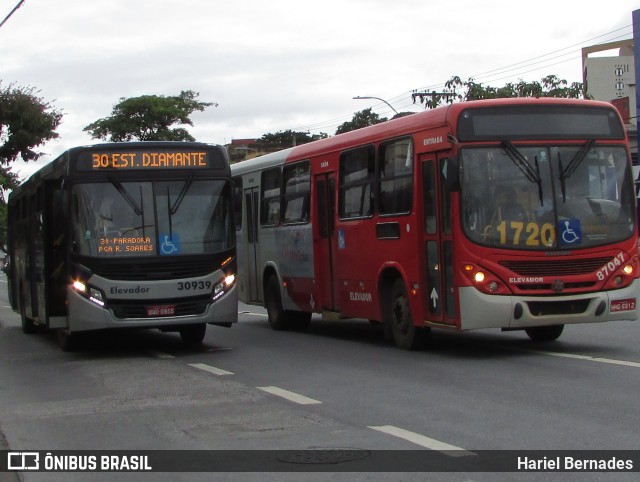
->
[[610, 298, 636, 312], [146, 305, 176, 317]]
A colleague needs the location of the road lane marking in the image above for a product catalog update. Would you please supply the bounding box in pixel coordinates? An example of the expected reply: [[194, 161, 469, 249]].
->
[[368, 425, 475, 457], [527, 349, 640, 368], [257, 386, 322, 405], [189, 363, 234, 376], [239, 311, 268, 317]]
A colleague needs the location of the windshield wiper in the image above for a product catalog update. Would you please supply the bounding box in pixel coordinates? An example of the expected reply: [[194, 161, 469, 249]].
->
[[167, 175, 194, 239], [501, 141, 543, 205], [109, 177, 143, 215], [558, 138, 595, 202]]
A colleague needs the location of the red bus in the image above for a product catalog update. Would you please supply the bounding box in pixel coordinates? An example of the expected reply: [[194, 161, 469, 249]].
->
[[231, 98, 639, 349]]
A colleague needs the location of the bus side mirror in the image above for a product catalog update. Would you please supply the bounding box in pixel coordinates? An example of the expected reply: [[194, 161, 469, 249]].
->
[[441, 157, 460, 192]]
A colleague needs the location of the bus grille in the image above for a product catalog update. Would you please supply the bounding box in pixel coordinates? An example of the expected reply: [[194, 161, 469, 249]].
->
[[109, 295, 210, 319], [97, 259, 214, 281], [499, 257, 611, 276]]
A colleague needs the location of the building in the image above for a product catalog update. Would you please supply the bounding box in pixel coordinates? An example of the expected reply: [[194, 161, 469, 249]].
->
[[582, 39, 637, 161]]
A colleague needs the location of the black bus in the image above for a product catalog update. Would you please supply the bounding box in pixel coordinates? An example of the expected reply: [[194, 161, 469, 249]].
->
[[7, 142, 237, 350]]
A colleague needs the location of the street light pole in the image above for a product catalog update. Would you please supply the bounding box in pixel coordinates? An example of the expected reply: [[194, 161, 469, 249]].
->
[[352, 96, 399, 115]]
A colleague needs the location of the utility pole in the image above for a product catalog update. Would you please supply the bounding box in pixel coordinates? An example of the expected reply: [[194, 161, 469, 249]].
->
[[0, 0, 26, 30]]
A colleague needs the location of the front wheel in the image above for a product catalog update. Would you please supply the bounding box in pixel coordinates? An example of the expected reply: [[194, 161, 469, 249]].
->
[[525, 324, 564, 342], [20, 290, 37, 335], [388, 279, 428, 350], [57, 329, 78, 352], [180, 324, 207, 346]]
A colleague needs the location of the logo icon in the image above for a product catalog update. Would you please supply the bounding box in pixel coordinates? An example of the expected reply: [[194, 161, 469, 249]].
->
[[7, 452, 39, 470]]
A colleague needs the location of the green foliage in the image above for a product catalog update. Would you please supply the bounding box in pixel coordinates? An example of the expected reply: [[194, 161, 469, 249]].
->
[[83, 90, 215, 142], [417, 75, 585, 109], [255, 130, 328, 151], [0, 82, 62, 168], [336, 108, 387, 134]]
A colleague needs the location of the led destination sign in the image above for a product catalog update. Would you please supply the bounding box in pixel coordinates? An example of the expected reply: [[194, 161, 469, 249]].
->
[[77, 151, 211, 171]]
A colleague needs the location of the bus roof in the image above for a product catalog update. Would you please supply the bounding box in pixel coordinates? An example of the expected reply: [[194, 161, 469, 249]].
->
[[231, 98, 620, 174]]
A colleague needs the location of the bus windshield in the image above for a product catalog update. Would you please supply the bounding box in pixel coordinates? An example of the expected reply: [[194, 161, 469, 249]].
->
[[461, 145, 635, 250], [72, 179, 233, 257]]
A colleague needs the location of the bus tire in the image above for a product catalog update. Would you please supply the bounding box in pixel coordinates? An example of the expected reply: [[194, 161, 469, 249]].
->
[[525, 324, 564, 342], [57, 329, 78, 352], [20, 290, 37, 335], [180, 324, 207, 346], [388, 279, 428, 350], [265, 275, 289, 331]]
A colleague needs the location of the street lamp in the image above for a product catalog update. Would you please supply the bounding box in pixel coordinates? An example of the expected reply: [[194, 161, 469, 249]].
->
[[352, 96, 399, 115]]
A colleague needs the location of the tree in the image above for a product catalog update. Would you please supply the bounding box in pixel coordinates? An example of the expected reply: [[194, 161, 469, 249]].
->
[[83, 90, 216, 142], [254, 130, 328, 151], [415, 75, 585, 109], [1, 82, 62, 249], [0, 82, 62, 185], [336, 108, 387, 134]]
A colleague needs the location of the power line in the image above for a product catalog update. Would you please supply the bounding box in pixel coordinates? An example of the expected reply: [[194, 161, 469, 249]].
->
[[293, 23, 634, 135], [0, 0, 26, 30]]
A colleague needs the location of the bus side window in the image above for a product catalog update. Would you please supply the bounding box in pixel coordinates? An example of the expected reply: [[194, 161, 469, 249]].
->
[[261, 167, 281, 226], [233, 176, 243, 231], [283, 161, 310, 224], [379, 138, 413, 215], [339, 146, 375, 219]]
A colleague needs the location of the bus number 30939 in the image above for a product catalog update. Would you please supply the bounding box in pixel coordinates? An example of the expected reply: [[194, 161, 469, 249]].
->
[[177, 281, 213, 291]]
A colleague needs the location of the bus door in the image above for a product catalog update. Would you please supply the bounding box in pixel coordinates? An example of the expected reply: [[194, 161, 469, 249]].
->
[[314, 173, 338, 312], [421, 155, 457, 326], [44, 180, 67, 326], [244, 186, 261, 303]]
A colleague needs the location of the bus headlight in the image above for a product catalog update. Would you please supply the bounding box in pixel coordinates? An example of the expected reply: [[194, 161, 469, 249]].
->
[[72, 279, 106, 308], [212, 273, 236, 301]]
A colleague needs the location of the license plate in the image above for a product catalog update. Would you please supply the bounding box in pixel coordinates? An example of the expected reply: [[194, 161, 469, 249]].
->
[[146, 305, 176, 317], [610, 298, 636, 312]]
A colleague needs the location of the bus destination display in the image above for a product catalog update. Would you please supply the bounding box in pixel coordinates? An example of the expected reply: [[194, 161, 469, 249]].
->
[[77, 150, 211, 171]]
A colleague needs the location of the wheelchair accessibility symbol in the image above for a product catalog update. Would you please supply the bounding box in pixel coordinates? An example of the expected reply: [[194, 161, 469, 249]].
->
[[558, 219, 582, 246], [160, 234, 180, 255]]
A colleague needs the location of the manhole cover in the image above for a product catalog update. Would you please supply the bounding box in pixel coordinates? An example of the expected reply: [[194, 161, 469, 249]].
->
[[277, 449, 371, 465]]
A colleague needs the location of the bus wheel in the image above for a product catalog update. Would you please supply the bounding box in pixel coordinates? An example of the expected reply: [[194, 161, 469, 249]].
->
[[20, 291, 37, 335], [388, 279, 427, 350], [525, 324, 564, 342], [57, 329, 78, 352], [265, 275, 289, 331], [180, 324, 207, 346]]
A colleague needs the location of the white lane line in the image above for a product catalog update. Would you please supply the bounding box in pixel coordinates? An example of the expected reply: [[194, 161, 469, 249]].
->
[[189, 363, 234, 376], [239, 311, 268, 317], [257, 386, 322, 405], [527, 349, 640, 368], [368, 425, 475, 457]]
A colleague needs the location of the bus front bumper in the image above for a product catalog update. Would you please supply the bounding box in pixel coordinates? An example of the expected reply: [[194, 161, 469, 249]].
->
[[458, 279, 640, 330], [65, 284, 238, 333]]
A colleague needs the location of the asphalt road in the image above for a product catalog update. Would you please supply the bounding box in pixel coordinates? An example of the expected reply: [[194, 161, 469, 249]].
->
[[0, 273, 639, 481]]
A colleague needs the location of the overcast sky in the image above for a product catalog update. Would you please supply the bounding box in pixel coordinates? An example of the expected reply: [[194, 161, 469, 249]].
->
[[0, 0, 637, 179]]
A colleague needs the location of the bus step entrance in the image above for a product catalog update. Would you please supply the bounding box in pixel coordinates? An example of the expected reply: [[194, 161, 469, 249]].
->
[[321, 311, 342, 321]]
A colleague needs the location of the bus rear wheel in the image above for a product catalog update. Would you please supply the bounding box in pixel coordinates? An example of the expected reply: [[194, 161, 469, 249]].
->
[[180, 324, 207, 346], [388, 279, 428, 350], [265, 275, 289, 331], [525, 324, 564, 342]]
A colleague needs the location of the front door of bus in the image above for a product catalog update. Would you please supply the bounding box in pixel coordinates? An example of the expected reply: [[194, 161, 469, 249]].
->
[[314, 173, 337, 311], [244, 187, 261, 303], [422, 156, 457, 326]]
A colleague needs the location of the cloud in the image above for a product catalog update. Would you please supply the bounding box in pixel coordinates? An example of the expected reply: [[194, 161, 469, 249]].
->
[[1, 0, 637, 181]]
